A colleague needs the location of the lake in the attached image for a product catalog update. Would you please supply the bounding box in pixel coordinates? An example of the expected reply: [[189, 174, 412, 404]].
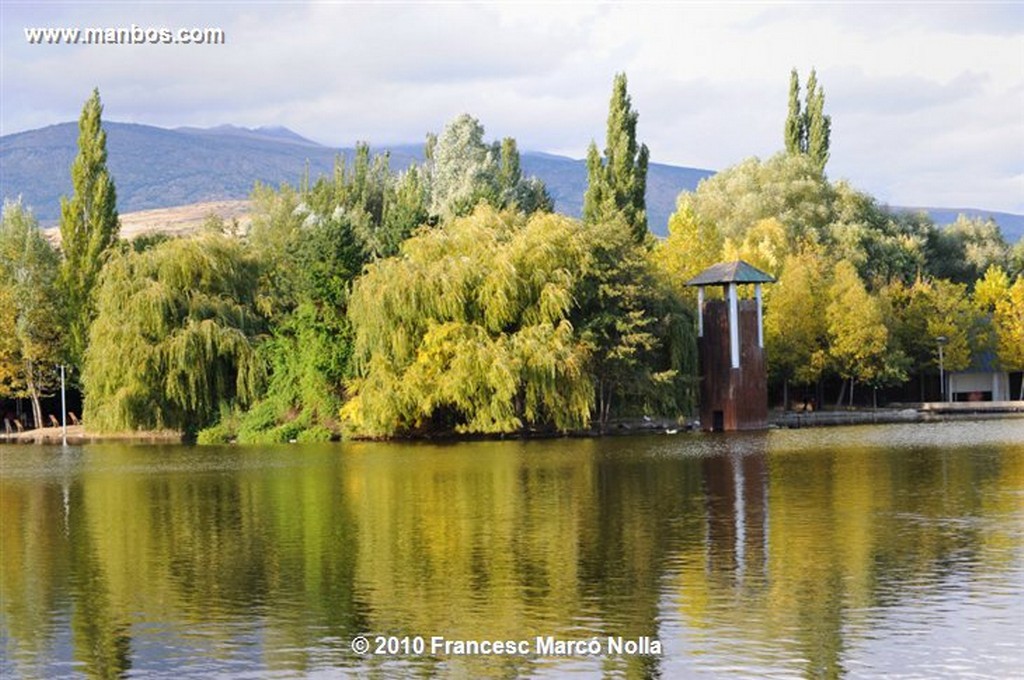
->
[[2, 420, 1022, 678]]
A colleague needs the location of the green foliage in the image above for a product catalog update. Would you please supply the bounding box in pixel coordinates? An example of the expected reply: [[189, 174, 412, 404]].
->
[[296, 424, 333, 443], [344, 207, 593, 437], [83, 233, 265, 434], [1010, 240, 1024, 278], [196, 414, 238, 444], [0, 200, 65, 427], [975, 268, 1024, 388], [58, 88, 120, 370], [973, 265, 1010, 314], [784, 69, 830, 172], [583, 73, 650, 241], [235, 399, 280, 442], [343, 205, 695, 437], [680, 152, 833, 246], [0, 285, 17, 398], [804, 69, 831, 173], [764, 249, 829, 387], [310, 144, 429, 261], [971, 265, 1010, 368], [785, 69, 804, 155], [883, 277, 977, 384], [826, 261, 906, 396], [239, 156, 388, 437], [48, 75, 1016, 433], [722, 217, 789, 277], [383, 166, 431, 256], [652, 198, 724, 300], [129, 231, 174, 253], [914, 278, 976, 374], [573, 218, 695, 426], [994, 277, 1024, 380], [670, 150, 997, 298], [426, 115, 551, 222], [249, 301, 350, 434], [827, 184, 930, 286], [930, 215, 1009, 284], [667, 143, 1016, 403]]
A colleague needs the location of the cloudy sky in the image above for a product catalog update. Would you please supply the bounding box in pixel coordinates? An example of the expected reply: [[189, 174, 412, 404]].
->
[[2, 2, 1021, 213]]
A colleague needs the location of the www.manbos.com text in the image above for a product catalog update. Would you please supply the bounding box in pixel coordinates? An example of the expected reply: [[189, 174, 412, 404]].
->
[[24, 25, 226, 46]]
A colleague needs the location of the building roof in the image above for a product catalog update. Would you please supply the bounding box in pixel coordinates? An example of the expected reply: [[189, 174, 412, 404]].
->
[[684, 260, 776, 287], [952, 348, 1003, 374]]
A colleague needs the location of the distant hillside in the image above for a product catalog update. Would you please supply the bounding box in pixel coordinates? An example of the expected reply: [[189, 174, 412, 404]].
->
[[895, 207, 1024, 245], [0, 121, 709, 236], [0, 122, 419, 224], [2, 121, 1020, 241]]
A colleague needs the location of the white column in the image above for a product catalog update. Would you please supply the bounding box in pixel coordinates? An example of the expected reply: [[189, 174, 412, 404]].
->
[[728, 282, 739, 369], [755, 283, 764, 349], [733, 456, 746, 583], [697, 286, 704, 337]]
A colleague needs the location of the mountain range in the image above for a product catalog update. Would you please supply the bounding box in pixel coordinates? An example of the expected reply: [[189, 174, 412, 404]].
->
[[2, 121, 1021, 242]]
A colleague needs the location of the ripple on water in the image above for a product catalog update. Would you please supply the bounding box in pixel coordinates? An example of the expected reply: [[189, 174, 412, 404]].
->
[[2, 425, 1022, 678]]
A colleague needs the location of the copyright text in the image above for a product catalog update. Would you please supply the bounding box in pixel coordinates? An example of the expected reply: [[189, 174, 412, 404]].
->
[[351, 634, 662, 657]]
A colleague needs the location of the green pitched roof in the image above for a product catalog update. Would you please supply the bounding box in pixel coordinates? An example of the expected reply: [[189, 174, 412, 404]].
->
[[684, 260, 776, 286]]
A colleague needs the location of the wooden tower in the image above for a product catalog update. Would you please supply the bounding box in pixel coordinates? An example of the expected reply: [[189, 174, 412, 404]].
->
[[686, 261, 775, 432]]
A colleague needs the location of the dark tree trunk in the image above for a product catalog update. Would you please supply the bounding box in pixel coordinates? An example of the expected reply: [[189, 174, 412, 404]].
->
[[835, 378, 847, 408]]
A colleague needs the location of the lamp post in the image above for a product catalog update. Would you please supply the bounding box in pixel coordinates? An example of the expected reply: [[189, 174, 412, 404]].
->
[[60, 364, 67, 446], [936, 336, 948, 402]]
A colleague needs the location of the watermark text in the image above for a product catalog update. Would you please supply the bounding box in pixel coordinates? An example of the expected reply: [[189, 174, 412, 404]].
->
[[25, 24, 225, 46], [350, 634, 662, 657]]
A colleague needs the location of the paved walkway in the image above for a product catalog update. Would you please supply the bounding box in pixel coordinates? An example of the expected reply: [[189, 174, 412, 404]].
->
[[772, 402, 1024, 429]]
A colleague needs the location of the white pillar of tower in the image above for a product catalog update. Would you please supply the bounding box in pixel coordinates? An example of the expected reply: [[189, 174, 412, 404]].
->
[[697, 286, 704, 338], [728, 282, 739, 369], [755, 283, 764, 349]]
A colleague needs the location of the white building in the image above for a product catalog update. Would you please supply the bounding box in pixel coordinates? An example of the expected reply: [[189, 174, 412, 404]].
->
[[947, 351, 1012, 402]]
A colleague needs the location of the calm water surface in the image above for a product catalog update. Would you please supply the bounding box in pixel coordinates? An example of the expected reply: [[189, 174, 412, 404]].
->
[[2, 420, 1022, 678]]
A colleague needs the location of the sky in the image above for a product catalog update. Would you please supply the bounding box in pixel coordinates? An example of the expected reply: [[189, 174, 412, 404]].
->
[[2, 1, 1022, 214]]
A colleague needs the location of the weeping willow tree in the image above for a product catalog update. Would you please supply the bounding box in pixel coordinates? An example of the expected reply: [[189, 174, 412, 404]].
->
[[83, 233, 265, 433], [343, 205, 696, 438], [343, 206, 593, 437]]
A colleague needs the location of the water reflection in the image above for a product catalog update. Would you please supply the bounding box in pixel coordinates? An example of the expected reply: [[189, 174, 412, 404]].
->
[[1, 422, 1022, 678]]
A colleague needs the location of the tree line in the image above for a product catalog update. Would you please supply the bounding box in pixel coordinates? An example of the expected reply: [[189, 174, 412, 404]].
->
[[658, 70, 1023, 406], [2, 72, 1022, 439]]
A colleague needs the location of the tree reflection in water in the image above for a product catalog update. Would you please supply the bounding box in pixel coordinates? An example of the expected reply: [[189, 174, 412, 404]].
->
[[1, 423, 1022, 678]]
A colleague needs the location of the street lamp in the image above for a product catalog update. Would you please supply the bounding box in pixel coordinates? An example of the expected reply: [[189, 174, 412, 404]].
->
[[936, 336, 948, 402]]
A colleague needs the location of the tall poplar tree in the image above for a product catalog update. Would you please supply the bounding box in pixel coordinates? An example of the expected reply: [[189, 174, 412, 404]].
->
[[59, 88, 120, 370], [804, 69, 832, 173], [582, 73, 649, 242], [785, 69, 804, 155], [784, 68, 831, 173]]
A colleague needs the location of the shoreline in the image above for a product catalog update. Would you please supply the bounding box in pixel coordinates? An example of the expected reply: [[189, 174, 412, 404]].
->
[[0, 425, 183, 445], [2, 405, 1022, 445], [771, 402, 1024, 429]]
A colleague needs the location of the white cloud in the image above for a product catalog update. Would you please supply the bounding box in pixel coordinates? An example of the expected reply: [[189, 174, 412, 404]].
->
[[1, 1, 1021, 213]]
